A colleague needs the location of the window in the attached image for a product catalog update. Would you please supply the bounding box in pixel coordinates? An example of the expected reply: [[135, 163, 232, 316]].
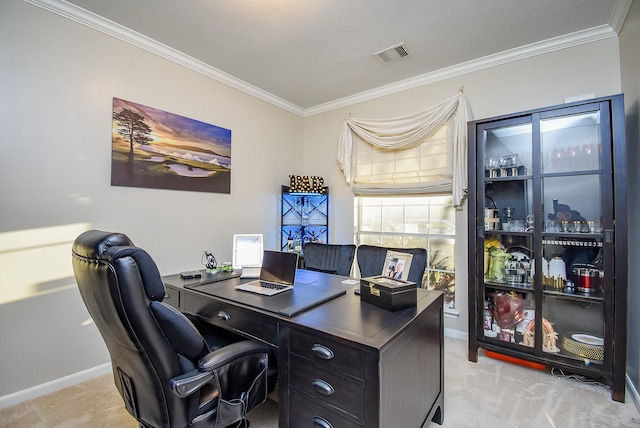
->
[[355, 195, 456, 307]]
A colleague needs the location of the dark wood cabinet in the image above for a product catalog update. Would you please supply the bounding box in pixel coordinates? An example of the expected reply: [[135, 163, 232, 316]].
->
[[467, 94, 628, 401]]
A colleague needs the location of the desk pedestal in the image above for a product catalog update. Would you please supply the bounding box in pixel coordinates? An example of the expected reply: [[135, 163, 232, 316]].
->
[[164, 272, 444, 427]]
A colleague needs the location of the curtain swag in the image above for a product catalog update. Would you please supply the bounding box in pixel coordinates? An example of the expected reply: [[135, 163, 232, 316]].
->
[[337, 91, 470, 208]]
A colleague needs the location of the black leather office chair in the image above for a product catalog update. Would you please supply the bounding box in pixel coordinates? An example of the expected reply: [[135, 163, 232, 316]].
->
[[302, 243, 356, 276], [72, 230, 273, 428], [356, 244, 428, 286]]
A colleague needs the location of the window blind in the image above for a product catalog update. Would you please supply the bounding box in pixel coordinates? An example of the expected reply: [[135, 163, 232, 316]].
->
[[337, 91, 470, 207]]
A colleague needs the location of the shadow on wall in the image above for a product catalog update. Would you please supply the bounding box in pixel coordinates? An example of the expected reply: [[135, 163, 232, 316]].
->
[[0, 223, 111, 400]]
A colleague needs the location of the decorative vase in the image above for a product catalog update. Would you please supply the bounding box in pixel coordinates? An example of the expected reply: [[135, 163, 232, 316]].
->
[[487, 250, 508, 283]]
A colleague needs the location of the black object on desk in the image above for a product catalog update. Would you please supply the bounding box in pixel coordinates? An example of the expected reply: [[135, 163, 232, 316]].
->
[[359, 275, 417, 311], [179, 269, 242, 289]]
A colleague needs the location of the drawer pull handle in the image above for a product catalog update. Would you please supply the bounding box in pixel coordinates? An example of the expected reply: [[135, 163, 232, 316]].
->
[[312, 416, 333, 428], [311, 344, 334, 360], [312, 379, 334, 396], [217, 311, 231, 321]]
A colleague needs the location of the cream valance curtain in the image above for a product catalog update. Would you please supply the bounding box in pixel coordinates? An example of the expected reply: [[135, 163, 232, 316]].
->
[[337, 91, 470, 208]]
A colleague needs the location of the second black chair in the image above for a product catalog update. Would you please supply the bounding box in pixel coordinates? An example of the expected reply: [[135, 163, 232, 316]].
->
[[302, 243, 356, 276], [356, 244, 427, 286]]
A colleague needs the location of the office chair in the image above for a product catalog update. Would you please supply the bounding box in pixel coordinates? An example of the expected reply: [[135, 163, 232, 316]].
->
[[302, 243, 356, 276], [72, 230, 273, 428], [356, 244, 428, 286]]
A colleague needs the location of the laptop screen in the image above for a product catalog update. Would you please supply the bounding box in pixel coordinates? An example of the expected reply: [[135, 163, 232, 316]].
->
[[260, 250, 298, 285]]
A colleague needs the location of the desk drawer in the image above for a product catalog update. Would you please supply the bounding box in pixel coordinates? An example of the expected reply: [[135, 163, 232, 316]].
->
[[290, 355, 363, 419], [290, 391, 362, 428], [183, 293, 278, 346], [290, 329, 363, 380]]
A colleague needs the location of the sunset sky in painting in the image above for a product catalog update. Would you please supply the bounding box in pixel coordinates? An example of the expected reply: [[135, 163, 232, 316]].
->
[[112, 98, 231, 157]]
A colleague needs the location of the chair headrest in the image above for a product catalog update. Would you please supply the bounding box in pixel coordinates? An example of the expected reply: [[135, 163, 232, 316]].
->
[[72, 230, 134, 260], [73, 230, 165, 302]]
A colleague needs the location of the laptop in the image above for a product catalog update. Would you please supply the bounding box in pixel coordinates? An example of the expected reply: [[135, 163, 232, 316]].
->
[[234, 250, 299, 296]]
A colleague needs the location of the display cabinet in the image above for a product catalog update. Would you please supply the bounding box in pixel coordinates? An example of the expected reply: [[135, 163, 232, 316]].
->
[[280, 185, 328, 252], [467, 94, 627, 401]]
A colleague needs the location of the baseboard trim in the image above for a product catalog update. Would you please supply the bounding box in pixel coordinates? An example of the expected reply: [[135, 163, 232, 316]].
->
[[444, 328, 467, 341], [0, 363, 111, 410], [626, 373, 640, 413]]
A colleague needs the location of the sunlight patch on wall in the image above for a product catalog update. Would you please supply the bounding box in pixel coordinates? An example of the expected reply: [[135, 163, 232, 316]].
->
[[0, 223, 91, 305]]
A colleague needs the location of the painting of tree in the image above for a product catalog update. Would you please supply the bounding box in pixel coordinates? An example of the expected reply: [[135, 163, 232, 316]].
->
[[111, 98, 231, 193]]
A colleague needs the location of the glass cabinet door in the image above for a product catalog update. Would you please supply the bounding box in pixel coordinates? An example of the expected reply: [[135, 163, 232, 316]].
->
[[539, 108, 609, 365], [480, 119, 536, 350]]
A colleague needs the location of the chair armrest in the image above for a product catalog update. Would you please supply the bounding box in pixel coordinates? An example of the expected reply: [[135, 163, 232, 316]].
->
[[170, 340, 270, 398], [170, 371, 214, 399], [198, 341, 270, 371]]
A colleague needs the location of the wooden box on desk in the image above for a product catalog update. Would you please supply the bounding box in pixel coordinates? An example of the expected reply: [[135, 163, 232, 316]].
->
[[359, 276, 417, 311]]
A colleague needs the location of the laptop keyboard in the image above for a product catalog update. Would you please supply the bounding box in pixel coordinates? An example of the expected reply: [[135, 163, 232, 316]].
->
[[259, 280, 288, 290]]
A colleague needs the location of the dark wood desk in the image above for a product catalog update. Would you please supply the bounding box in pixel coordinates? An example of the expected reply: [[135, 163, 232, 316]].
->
[[164, 270, 444, 427]]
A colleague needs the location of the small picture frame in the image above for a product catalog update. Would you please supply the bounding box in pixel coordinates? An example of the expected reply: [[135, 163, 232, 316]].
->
[[382, 250, 413, 281]]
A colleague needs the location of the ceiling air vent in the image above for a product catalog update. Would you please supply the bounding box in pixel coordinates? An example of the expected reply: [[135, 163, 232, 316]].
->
[[373, 42, 412, 64]]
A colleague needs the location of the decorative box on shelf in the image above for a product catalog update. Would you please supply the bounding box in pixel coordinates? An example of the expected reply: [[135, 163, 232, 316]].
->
[[360, 276, 417, 311]]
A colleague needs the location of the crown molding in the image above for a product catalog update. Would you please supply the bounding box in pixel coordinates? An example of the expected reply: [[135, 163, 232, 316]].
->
[[25, 0, 626, 118], [23, 0, 306, 116], [303, 24, 617, 116], [610, 0, 634, 34]]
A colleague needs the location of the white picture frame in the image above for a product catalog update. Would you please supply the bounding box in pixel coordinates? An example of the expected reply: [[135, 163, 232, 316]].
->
[[382, 250, 413, 281]]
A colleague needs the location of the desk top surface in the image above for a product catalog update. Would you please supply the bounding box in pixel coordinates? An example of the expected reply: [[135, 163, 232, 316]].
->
[[164, 269, 442, 350]]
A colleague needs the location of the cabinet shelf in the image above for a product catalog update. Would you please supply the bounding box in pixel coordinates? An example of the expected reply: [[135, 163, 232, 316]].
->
[[542, 237, 603, 247], [485, 230, 532, 237], [478, 341, 605, 373], [468, 94, 627, 402], [484, 282, 534, 293], [484, 174, 532, 183], [543, 289, 604, 302], [541, 169, 602, 179]]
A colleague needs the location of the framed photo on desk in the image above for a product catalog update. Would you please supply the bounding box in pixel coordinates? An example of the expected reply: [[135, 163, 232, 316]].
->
[[383, 250, 413, 281]]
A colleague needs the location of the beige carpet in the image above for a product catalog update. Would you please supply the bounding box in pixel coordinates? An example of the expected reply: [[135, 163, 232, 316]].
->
[[1, 337, 638, 427], [434, 338, 639, 428]]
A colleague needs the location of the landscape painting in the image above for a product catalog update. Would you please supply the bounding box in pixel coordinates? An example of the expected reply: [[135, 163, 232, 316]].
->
[[111, 98, 231, 193]]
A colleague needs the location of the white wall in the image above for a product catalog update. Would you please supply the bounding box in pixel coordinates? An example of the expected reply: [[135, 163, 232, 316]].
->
[[302, 38, 622, 334], [0, 0, 302, 399]]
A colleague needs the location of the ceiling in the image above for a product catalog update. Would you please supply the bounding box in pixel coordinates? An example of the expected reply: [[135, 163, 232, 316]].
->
[[33, 0, 631, 114]]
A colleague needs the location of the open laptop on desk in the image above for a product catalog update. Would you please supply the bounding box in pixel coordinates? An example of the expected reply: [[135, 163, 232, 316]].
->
[[235, 250, 299, 296]]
